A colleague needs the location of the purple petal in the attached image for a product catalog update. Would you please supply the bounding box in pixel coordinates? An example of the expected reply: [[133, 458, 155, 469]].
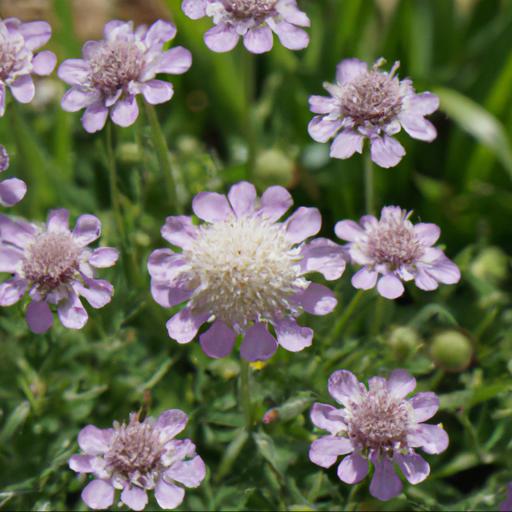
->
[[414, 269, 439, 291], [259, 185, 293, 222], [78, 425, 113, 455], [408, 424, 449, 454], [309, 435, 353, 468], [58, 292, 88, 330], [330, 130, 364, 159], [111, 96, 139, 128], [151, 281, 192, 308], [277, 3, 310, 26], [285, 207, 321, 244], [141, 80, 174, 105], [377, 274, 405, 299], [69, 454, 94, 473], [328, 370, 363, 406], [192, 192, 233, 223], [299, 238, 346, 281], [407, 92, 439, 116], [387, 369, 416, 399], [62, 88, 98, 112], [155, 409, 188, 439], [76, 279, 114, 309], [73, 214, 101, 246], [0, 277, 27, 306], [337, 453, 369, 484], [0, 85, 5, 117], [166, 308, 208, 344], [370, 135, 406, 168], [336, 58, 368, 84], [19, 21, 51, 50], [121, 486, 147, 512], [144, 20, 177, 48], [32, 50, 57, 76], [82, 102, 109, 133], [165, 456, 206, 488], [47, 208, 70, 232], [81, 480, 115, 510], [147, 249, 187, 282], [274, 317, 313, 353], [308, 116, 342, 143], [153, 46, 192, 75], [298, 283, 337, 316], [352, 267, 378, 290], [310, 402, 346, 435], [395, 453, 430, 485], [273, 21, 309, 51], [414, 223, 440, 246], [334, 220, 364, 242], [426, 257, 461, 285], [199, 320, 236, 359], [161, 216, 198, 249], [0, 215, 37, 247], [10, 75, 35, 104], [89, 247, 119, 268], [155, 479, 185, 509], [204, 24, 239, 53], [399, 113, 437, 142], [182, 0, 207, 19], [58, 59, 89, 85], [244, 26, 273, 54], [309, 95, 337, 115], [369, 456, 403, 501], [409, 392, 439, 422], [227, 181, 257, 218], [26, 300, 53, 334], [240, 322, 278, 362], [0, 246, 23, 272]]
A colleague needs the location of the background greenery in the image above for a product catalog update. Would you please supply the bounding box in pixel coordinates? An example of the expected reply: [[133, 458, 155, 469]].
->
[[1, 0, 512, 510]]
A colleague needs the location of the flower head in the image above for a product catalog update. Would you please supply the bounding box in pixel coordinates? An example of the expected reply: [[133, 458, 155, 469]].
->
[[0, 18, 57, 116], [0, 145, 26, 207], [0, 209, 119, 333], [58, 20, 192, 133], [148, 181, 345, 361], [182, 0, 310, 54], [309, 369, 449, 501], [69, 409, 206, 510], [308, 58, 439, 168], [335, 206, 460, 299]]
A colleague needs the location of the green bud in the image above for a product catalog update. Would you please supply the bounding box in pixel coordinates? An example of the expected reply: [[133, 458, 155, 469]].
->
[[116, 142, 142, 165], [430, 330, 473, 372], [255, 148, 295, 187], [470, 246, 509, 284], [387, 325, 421, 360]]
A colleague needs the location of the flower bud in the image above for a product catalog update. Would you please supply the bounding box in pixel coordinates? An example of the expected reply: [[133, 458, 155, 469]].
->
[[387, 325, 421, 360], [470, 247, 509, 285], [430, 330, 473, 372], [255, 148, 295, 187]]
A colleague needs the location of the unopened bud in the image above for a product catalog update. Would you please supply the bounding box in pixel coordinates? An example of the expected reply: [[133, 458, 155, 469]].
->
[[430, 330, 473, 372], [471, 247, 509, 285], [255, 148, 295, 187], [387, 325, 421, 360]]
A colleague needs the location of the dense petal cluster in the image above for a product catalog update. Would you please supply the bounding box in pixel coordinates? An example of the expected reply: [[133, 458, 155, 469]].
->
[[182, 0, 310, 53], [309, 369, 448, 501], [335, 206, 460, 299], [0, 17, 56, 116], [308, 58, 439, 168], [58, 20, 192, 132], [0, 209, 118, 333], [148, 181, 345, 361], [69, 409, 206, 511], [0, 145, 26, 207]]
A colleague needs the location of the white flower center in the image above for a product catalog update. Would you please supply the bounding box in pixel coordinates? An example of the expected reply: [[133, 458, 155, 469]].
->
[[346, 382, 411, 452], [88, 40, 144, 96], [22, 231, 81, 293], [223, 0, 277, 18], [185, 215, 306, 328]]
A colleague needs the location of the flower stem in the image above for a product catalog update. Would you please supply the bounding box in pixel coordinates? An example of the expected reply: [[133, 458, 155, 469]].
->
[[328, 289, 365, 342], [144, 102, 181, 214], [242, 52, 257, 180], [239, 359, 252, 430], [364, 151, 375, 215]]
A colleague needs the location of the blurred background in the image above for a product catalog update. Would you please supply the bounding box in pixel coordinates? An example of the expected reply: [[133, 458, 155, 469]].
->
[[0, 0, 511, 510]]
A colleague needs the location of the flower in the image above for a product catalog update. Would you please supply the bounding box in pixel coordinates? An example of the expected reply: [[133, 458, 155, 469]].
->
[[148, 181, 345, 361], [308, 58, 439, 168], [335, 206, 460, 299], [69, 409, 206, 511], [181, 0, 310, 54], [0, 145, 26, 207], [309, 369, 449, 501], [500, 484, 512, 512], [0, 209, 119, 333], [0, 17, 57, 116], [58, 20, 192, 133]]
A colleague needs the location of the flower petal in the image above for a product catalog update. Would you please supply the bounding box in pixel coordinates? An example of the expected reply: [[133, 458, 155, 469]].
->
[[47, 208, 70, 232], [166, 308, 208, 344], [182, 0, 207, 19], [370, 135, 406, 169], [387, 369, 416, 399], [69, 454, 94, 473], [259, 185, 293, 222], [155, 409, 188, 439], [328, 370, 363, 406], [408, 424, 449, 454], [161, 216, 198, 249], [310, 402, 346, 435], [309, 435, 353, 468], [244, 26, 273, 54], [0, 277, 27, 306], [82, 102, 109, 133], [58, 59, 90, 85], [0, 246, 23, 272], [144, 20, 177, 48], [199, 319, 236, 359], [407, 92, 439, 116], [19, 21, 51, 50], [155, 479, 185, 510], [240, 322, 278, 362], [78, 425, 113, 455], [141, 80, 174, 105], [81, 480, 115, 510], [121, 487, 148, 511], [58, 292, 88, 330], [26, 300, 53, 334], [32, 50, 57, 76], [76, 279, 114, 309], [285, 207, 321, 244], [330, 130, 364, 159], [227, 181, 257, 218], [369, 456, 403, 501], [309, 95, 337, 115], [10, 75, 35, 104], [165, 456, 206, 488], [274, 317, 313, 353], [377, 274, 405, 299], [334, 220, 364, 242], [414, 223, 440, 246], [409, 392, 439, 422], [192, 192, 233, 223], [89, 247, 119, 268], [73, 214, 101, 246], [299, 238, 346, 281], [395, 453, 430, 485], [336, 58, 368, 84], [0, 178, 26, 207], [273, 21, 309, 51], [154, 46, 192, 75], [308, 116, 342, 143], [352, 267, 378, 290], [111, 96, 139, 127], [337, 453, 369, 484], [204, 23, 239, 53], [399, 113, 437, 142], [298, 283, 337, 316]]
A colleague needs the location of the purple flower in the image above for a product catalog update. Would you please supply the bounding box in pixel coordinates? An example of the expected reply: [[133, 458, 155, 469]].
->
[[335, 206, 460, 300], [69, 409, 206, 511], [0, 209, 119, 333], [181, 0, 310, 54], [308, 58, 439, 168], [0, 18, 57, 116], [309, 369, 448, 502], [148, 181, 345, 361], [0, 145, 26, 207], [501, 484, 512, 512], [58, 20, 192, 133]]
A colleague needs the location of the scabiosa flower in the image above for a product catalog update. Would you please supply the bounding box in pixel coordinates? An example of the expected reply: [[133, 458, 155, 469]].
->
[[0, 18, 57, 116], [181, 0, 310, 54], [308, 58, 439, 168], [148, 181, 345, 361], [69, 410, 206, 511], [500, 484, 512, 512], [58, 20, 192, 133], [309, 369, 448, 502], [335, 206, 460, 300], [0, 145, 26, 207], [0, 209, 118, 333]]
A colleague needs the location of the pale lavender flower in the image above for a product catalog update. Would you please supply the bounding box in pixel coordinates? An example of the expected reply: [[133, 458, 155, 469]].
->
[[58, 20, 192, 133], [0, 18, 57, 116], [148, 181, 345, 361], [0, 145, 26, 207], [500, 484, 512, 512], [335, 206, 460, 300], [0, 209, 118, 333], [181, 0, 310, 54], [309, 369, 448, 502], [69, 410, 206, 511], [308, 58, 439, 168]]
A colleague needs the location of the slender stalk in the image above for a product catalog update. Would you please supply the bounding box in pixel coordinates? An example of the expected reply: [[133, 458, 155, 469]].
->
[[242, 52, 257, 180], [144, 102, 181, 213], [240, 359, 252, 430], [364, 151, 375, 215], [328, 289, 365, 342]]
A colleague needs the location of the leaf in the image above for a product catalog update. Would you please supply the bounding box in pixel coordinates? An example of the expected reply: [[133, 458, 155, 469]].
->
[[214, 428, 249, 482], [253, 431, 283, 478], [0, 401, 30, 443]]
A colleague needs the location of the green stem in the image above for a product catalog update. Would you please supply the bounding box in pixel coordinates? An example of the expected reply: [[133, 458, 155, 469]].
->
[[144, 102, 181, 213], [242, 52, 257, 180], [328, 289, 365, 342], [240, 359, 252, 430], [364, 151, 375, 215]]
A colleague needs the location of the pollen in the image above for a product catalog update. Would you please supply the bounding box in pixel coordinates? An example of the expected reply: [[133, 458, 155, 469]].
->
[[224, 0, 277, 19]]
